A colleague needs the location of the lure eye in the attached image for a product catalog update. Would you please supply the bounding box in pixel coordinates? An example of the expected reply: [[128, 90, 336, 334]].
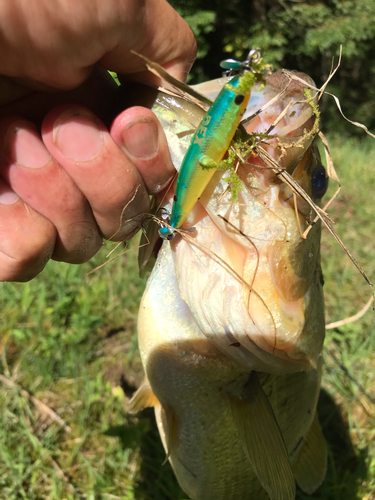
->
[[311, 165, 328, 198], [235, 94, 245, 105], [158, 227, 176, 241]]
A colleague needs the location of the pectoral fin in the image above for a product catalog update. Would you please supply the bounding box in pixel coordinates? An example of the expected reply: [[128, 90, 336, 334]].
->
[[128, 382, 160, 413], [229, 372, 296, 500], [292, 411, 327, 493], [129, 384, 178, 464]]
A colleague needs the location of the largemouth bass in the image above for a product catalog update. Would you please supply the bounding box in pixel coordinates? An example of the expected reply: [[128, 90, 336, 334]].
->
[[129, 70, 328, 500]]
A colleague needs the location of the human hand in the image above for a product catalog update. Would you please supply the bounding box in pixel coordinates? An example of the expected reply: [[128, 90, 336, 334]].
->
[[0, 0, 196, 281]]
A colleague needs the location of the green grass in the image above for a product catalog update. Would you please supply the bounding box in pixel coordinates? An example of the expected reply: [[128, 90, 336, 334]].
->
[[317, 136, 375, 500], [0, 137, 374, 499]]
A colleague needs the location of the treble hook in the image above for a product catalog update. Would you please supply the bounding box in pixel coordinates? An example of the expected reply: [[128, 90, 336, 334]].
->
[[220, 48, 271, 76], [245, 48, 262, 67]]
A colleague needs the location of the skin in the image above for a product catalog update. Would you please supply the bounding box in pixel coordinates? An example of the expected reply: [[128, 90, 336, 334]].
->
[[0, 0, 197, 282]]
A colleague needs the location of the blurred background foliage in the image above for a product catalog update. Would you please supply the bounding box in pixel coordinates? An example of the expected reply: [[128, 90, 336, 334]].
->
[[170, 0, 375, 136]]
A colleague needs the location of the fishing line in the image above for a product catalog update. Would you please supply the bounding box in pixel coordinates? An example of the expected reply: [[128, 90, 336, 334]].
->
[[87, 227, 151, 275]]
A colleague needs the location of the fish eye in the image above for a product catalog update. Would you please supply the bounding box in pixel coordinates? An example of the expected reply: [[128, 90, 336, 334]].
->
[[311, 165, 328, 198]]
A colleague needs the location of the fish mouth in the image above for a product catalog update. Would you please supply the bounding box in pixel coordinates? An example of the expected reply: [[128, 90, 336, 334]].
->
[[243, 69, 317, 171], [169, 70, 325, 374], [249, 70, 316, 132], [193, 69, 317, 148]]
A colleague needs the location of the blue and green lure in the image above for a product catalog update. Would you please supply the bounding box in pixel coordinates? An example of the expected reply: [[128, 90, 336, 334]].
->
[[159, 50, 266, 240]]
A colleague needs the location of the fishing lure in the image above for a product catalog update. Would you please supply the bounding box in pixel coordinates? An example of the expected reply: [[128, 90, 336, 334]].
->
[[158, 49, 266, 240]]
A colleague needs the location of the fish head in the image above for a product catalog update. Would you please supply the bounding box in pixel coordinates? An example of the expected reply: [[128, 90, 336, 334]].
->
[[144, 70, 327, 375]]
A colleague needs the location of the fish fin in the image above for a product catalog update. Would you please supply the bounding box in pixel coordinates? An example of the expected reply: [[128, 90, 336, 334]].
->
[[131, 50, 213, 107], [292, 411, 327, 493], [128, 382, 160, 414], [138, 196, 160, 278], [155, 403, 179, 464], [229, 372, 296, 500]]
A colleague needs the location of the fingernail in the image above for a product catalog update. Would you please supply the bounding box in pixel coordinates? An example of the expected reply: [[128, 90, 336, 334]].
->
[[0, 183, 19, 205], [53, 109, 104, 162], [5, 124, 51, 169], [121, 118, 159, 159]]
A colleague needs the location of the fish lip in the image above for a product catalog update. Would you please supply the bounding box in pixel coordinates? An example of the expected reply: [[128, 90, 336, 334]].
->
[[239, 69, 318, 176], [242, 69, 317, 148]]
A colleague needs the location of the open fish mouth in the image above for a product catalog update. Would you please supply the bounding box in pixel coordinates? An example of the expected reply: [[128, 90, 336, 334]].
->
[[194, 69, 317, 142], [147, 69, 326, 375]]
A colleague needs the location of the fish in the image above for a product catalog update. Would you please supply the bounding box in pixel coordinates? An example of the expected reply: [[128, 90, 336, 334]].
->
[[128, 68, 328, 500]]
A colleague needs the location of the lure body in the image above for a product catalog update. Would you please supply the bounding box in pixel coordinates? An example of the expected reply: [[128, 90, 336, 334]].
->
[[164, 72, 253, 233]]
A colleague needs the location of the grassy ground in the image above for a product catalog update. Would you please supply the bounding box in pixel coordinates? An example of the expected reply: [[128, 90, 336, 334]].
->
[[0, 136, 374, 500]]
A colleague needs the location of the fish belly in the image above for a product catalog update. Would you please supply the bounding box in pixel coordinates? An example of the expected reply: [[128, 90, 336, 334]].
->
[[138, 243, 322, 500]]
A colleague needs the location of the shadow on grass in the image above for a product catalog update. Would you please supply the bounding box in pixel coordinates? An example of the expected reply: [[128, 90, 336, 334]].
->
[[106, 389, 368, 500], [297, 388, 368, 500], [132, 408, 186, 500], [105, 408, 185, 500]]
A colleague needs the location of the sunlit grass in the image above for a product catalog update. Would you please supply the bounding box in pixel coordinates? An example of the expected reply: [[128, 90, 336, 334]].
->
[[0, 245, 147, 499], [319, 136, 375, 500], [0, 137, 374, 499]]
